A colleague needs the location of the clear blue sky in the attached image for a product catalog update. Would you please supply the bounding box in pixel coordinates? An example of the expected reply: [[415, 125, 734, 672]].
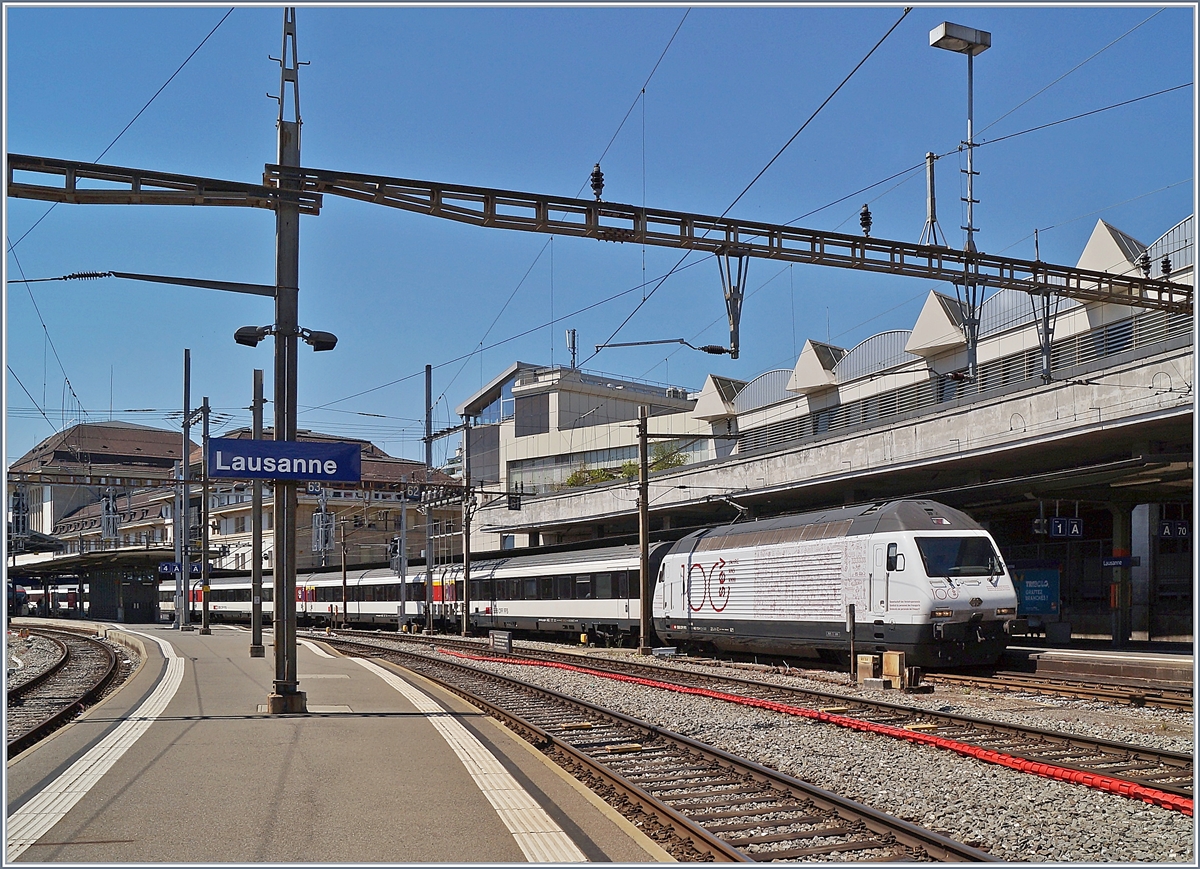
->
[[4, 3, 1194, 469]]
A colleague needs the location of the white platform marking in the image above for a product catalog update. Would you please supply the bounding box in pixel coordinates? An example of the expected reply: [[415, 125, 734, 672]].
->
[[6, 630, 185, 861], [299, 639, 336, 658], [353, 658, 587, 863]]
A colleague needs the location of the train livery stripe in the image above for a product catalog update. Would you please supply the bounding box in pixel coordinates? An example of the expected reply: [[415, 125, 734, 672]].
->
[[6, 630, 186, 861], [351, 658, 588, 862]]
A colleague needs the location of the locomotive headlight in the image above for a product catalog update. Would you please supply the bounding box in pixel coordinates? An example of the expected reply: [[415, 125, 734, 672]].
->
[[995, 607, 1016, 615], [931, 608, 953, 619]]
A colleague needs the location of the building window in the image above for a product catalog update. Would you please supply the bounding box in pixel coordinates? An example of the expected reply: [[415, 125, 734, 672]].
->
[[514, 393, 550, 437], [234, 515, 246, 534]]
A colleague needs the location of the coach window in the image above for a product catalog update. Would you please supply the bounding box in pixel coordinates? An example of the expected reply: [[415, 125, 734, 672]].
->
[[510, 578, 524, 601], [524, 578, 538, 600], [555, 575, 574, 600], [576, 574, 593, 599], [538, 577, 553, 599], [595, 573, 613, 599]]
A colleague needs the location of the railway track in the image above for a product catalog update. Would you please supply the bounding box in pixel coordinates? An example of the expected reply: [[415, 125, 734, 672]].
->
[[332, 631, 1193, 809], [6, 629, 119, 755], [325, 635, 993, 862], [922, 671, 1193, 711], [6, 632, 69, 698]]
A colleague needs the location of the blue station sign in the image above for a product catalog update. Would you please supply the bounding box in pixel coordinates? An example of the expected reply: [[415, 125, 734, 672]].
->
[[159, 562, 207, 576], [208, 438, 361, 482]]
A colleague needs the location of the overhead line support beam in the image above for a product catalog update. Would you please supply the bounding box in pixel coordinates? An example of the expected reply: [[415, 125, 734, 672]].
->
[[7, 153, 322, 214], [265, 164, 1191, 315]]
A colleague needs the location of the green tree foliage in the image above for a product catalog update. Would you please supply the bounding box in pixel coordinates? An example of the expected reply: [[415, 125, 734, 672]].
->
[[650, 442, 688, 471], [561, 443, 688, 489]]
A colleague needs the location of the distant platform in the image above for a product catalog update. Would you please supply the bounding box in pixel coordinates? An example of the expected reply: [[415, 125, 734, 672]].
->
[[1003, 642, 1194, 689]]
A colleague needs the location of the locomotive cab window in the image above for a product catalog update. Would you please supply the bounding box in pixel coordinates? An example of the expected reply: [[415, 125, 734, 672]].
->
[[915, 537, 1001, 577], [886, 542, 904, 571]]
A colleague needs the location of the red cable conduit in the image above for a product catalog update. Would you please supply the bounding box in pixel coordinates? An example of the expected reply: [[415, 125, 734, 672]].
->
[[444, 650, 1192, 816]]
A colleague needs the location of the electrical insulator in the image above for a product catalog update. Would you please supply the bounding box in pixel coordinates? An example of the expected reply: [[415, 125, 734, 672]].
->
[[590, 163, 604, 201], [859, 204, 872, 237], [1161, 256, 1172, 279], [1138, 251, 1151, 279]]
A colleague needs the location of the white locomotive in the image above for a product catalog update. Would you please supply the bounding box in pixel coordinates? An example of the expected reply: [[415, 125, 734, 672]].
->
[[654, 500, 1019, 667]]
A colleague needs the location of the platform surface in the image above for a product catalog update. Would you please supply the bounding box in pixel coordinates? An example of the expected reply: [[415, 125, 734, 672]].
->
[[1003, 641, 1194, 688], [6, 620, 672, 863]]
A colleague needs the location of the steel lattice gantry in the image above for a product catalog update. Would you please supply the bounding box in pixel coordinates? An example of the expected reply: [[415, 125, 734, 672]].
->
[[260, 163, 1191, 314], [7, 153, 1189, 318]]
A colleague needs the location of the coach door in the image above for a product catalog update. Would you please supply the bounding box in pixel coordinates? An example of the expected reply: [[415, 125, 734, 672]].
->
[[871, 544, 888, 613]]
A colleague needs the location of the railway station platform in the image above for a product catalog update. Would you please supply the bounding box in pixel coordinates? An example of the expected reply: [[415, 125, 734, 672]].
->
[[1003, 641, 1194, 689], [5, 619, 672, 863]]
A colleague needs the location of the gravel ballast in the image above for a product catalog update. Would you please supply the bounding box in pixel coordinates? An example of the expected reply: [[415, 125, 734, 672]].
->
[[460, 643, 1195, 863]]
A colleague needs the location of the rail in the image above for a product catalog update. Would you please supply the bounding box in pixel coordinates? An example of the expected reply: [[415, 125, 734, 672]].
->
[[325, 635, 993, 861]]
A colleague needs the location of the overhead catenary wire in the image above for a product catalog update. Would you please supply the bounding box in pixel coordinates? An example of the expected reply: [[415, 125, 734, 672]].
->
[[795, 81, 1191, 234], [303, 256, 715, 414], [586, 7, 913, 368], [5, 243, 88, 429], [439, 10, 691, 419], [7, 366, 58, 435], [7, 8, 236, 253], [976, 8, 1165, 137]]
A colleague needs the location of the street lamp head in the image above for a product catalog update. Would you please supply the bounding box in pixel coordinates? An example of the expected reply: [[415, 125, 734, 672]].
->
[[930, 22, 991, 55], [234, 325, 271, 347], [303, 329, 338, 352]]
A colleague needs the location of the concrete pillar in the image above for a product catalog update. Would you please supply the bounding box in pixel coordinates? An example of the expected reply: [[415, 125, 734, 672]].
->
[[1130, 504, 1156, 641], [1108, 502, 1133, 646]]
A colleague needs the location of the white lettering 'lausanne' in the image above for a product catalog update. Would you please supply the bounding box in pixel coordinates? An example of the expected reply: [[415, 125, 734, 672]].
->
[[215, 452, 338, 476]]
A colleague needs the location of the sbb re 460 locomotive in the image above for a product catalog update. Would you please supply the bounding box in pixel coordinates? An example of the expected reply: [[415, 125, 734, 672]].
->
[[653, 500, 1019, 668]]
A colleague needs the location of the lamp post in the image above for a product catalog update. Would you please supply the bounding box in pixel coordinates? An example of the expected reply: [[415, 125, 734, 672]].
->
[[233, 321, 337, 711], [930, 21, 990, 381]]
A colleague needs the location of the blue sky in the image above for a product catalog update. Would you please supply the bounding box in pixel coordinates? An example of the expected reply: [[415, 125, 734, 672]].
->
[[4, 3, 1195, 468]]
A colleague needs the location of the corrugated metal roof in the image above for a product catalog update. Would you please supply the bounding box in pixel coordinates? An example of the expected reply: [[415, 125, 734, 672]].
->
[[979, 288, 1081, 338], [834, 331, 919, 382], [732, 369, 793, 413]]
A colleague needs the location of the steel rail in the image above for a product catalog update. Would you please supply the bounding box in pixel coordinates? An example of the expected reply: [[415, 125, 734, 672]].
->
[[329, 638, 746, 862], [266, 164, 1192, 314], [6, 630, 119, 756], [5, 634, 68, 701], [488, 641, 1195, 799], [923, 671, 1193, 712], [326, 636, 995, 861], [334, 631, 1192, 800]]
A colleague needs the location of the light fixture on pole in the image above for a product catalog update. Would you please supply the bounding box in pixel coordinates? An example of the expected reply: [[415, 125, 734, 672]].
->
[[234, 324, 338, 351], [930, 21, 990, 381]]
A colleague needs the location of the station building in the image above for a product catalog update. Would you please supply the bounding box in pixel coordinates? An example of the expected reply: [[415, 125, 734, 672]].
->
[[459, 216, 1194, 644], [7, 423, 459, 622]]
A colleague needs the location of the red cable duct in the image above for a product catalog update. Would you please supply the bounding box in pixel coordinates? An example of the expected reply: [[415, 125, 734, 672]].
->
[[445, 650, 1192, 817]]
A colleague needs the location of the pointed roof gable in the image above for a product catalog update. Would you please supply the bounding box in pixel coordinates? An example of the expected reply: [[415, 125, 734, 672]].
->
[[905, 290, 966, 358], [693, 374, 747, 421], [786, 340, 846, 394], [1076, 219, 1146, 276]]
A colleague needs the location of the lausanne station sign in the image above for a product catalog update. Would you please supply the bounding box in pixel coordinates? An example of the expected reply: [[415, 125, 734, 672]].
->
[[208, 438, 361, 482]]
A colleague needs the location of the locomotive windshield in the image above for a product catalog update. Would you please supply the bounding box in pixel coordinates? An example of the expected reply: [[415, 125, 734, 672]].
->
[[914, 536, 1001, 577]]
